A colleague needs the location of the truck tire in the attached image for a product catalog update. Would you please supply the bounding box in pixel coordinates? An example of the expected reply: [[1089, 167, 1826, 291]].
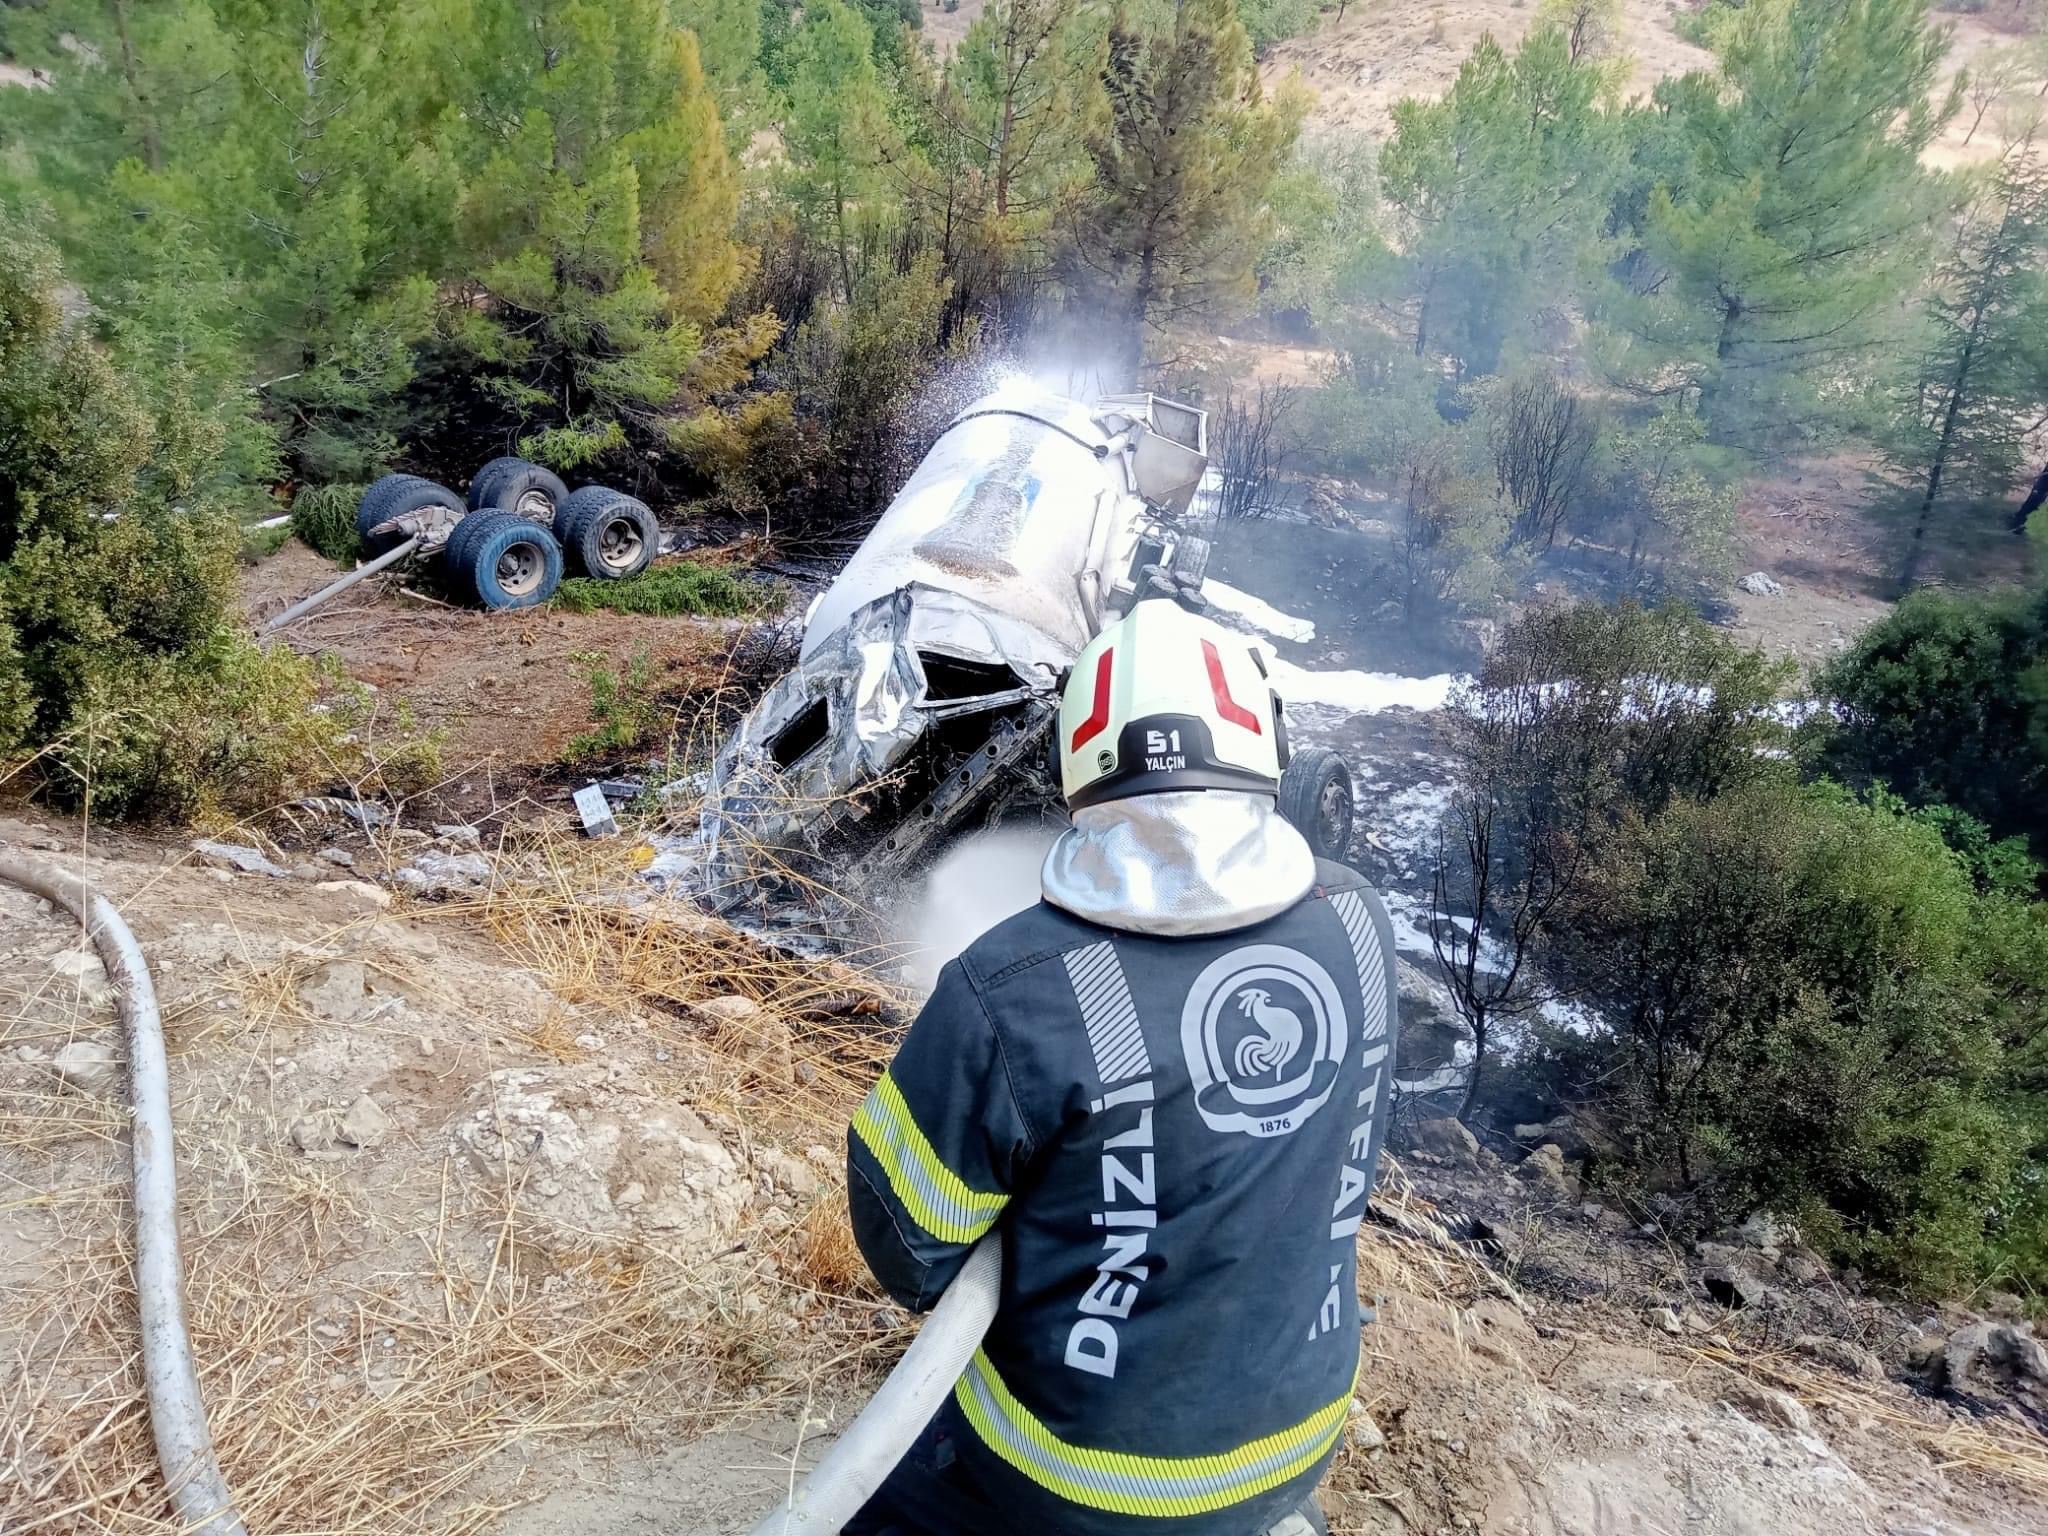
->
[[460, 513, 563, 610], [356, 475, 462, 556], [468, 457, 568, 524], [1169, 532, 1213, 588], [555, 486, 658, 580], [1278, 747, 1355, 862], [443, 505, 514, 579], [465, 456, 531, 511]]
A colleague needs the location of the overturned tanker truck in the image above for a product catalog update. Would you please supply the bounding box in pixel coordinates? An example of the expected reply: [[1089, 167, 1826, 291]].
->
[[700, 381, 1357, 908]]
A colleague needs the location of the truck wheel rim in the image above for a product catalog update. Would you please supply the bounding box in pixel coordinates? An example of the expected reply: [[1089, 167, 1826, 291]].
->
[[497, 543, 544, 596], [1318, 778, 1351, 851], [598, 516, 644, 573]]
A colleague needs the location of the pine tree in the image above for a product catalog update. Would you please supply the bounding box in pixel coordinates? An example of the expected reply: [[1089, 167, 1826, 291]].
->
[[781, 0, 897, 303], [1379, 22, 1622, 376], [897, 0, 1096, 329], [210, 0, 458, 480], [670, 0, 763, 105], [1892, 153, 2048, 589], [1604, 0, 1958, 453], [1073, 0, 1302, 378], [1, 0, 456, 483], [440, 0, 748, 471], [946, 0, 1092, 227], [1258, 137, 1389, 326]]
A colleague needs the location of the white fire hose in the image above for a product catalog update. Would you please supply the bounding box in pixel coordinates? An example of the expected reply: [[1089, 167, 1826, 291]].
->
[[0, 855, 247, 1536], [746, 1235, 1003, 1536], [3, 847, 990, 1536]]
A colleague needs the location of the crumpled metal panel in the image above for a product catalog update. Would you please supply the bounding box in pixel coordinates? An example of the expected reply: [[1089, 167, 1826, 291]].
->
[[699, 384, 1217, 909], [702, 584, 1065, 879]]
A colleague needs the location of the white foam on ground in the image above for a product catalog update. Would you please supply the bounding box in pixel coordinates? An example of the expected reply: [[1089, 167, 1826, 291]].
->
[[1382, 892, 1605, 1038], [1462, 675, 1814, 727], [1204, 580, 1317, 643], [1261, 650, 1464, 715], [1363, 772, 1456, 870], [1540, 996, 1604, 1036], [1380, 890, 1441, 959]]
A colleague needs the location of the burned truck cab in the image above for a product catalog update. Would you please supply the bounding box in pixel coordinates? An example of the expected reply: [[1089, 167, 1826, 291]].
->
[[702, 384, 1217, 903]]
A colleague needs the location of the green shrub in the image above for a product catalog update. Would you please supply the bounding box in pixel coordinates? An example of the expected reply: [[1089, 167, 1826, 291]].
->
[[1813, 587, 2048, 865], [0, 230, 437, 820], [1547, 777, 2035, 1294], [40, 637, 443, 821], [0, 618, 32, 757], [239, 522, 293, 562], [565, 647, 663, 763], [1236, 0, 1316, 51], [552, 561, 765, 617], [291, 483, 368, 565]]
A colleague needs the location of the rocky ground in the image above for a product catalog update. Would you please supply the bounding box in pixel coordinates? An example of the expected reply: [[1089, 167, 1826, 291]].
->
[[0, 805, 901, 1533], [3, 803, 2046, 1535]]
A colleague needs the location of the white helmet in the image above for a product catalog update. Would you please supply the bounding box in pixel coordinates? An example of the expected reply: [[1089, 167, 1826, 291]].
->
[[1057, 599, 1288, 809]]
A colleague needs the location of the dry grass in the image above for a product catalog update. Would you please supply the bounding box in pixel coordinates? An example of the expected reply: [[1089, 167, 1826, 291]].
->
[[1356, 1159, 1513, 1314], [1696, 1340, 2048, 1496], [464, 831, 909, 1146], [0, 831, 913, 1535], [4, 1151, 788, 1533], [458, 830, 916, 1314]]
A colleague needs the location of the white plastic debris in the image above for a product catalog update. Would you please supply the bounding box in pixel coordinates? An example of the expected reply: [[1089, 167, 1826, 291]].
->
[[574, 783, 619, 839]]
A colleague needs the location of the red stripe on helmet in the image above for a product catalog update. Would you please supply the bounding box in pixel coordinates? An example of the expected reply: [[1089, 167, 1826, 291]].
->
[[1202, 639, 1261, 734], [1071, 647, 1114, 750]]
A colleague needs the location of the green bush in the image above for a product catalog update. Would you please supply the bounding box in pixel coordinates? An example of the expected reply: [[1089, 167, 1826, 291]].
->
[[41, 638, 443, 822], [1546, 778, 2038, 1294], [1236, 0, 1316, 51], [1813, 587, 2048, 864], [239, 522, 293, 562], [552, 561, 765, 617], [564, 647, 663, 763], [0, 230, 436, 820], [1299, 339, 1444, 481], [291, 483, 368, 565]]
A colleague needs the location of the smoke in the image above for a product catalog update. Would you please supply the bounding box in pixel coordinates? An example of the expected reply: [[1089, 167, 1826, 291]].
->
[[890, 824, 1060, 992]]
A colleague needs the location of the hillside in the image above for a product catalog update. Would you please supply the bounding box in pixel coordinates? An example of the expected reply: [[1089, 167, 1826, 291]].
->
[[915, 0, 2038, 158], [1263, 0, 1712, 138], [6, 808, 2048, 1534], [6, 0, 2048, 1532]]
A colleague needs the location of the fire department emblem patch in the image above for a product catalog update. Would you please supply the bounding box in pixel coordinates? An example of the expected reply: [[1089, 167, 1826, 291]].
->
[[1180, 944, 1349, 1138]]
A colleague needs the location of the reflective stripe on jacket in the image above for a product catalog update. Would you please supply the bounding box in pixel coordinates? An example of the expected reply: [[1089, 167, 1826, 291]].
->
[[847, 858, 1401, 1536]]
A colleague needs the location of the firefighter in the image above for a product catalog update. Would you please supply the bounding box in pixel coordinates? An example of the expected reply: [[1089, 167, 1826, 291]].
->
[[845, 598, 1401, 1536]]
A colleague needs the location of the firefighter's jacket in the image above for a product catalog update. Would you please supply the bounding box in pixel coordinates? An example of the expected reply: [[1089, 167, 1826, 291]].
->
[[848, 858, 1400, 1536]]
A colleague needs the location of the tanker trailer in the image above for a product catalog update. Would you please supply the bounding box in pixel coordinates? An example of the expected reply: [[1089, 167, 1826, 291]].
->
[[700, 380, 1354, 907]]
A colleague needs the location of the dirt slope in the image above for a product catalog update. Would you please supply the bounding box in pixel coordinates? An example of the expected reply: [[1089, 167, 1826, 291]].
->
[[245, 540, 754, 784], [918, 0, 2040, 159], [1264, 0, 1712, 139], [4, 809, 2046, 1534]]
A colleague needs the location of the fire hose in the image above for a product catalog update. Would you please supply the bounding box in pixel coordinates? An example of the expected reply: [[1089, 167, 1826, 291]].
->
[[3, 846, 992, 1536], [0, 855, 247, 1536], [745, 1235, 1003, 1536]]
